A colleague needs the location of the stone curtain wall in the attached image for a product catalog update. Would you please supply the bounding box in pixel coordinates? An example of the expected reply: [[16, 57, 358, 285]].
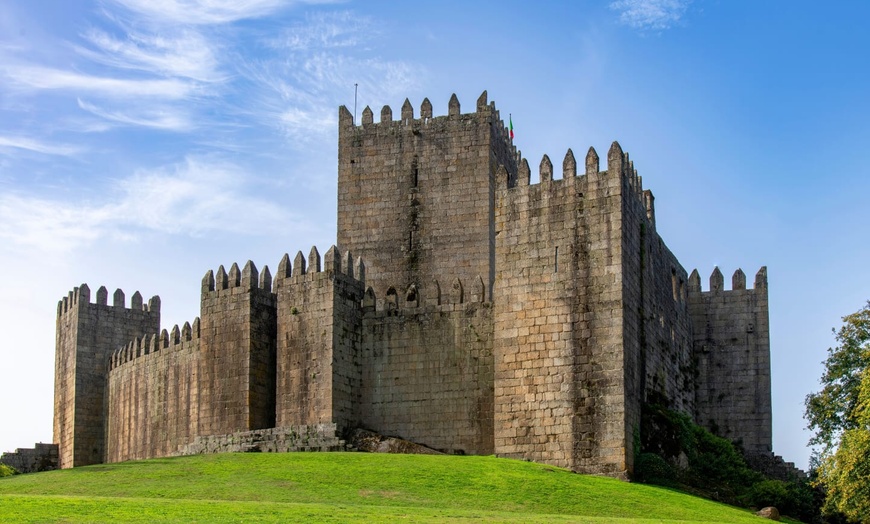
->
[[688, 268, 772, 453], [274, 246, 365, 430], [357, 297, 494, 455], [54, 285, 160, 468], [106, 323, 200, 462], [175, 424, 347, 455], [634, 227, 695, 415], [336, 92, 517, 303], [0, 443, 58, 473]]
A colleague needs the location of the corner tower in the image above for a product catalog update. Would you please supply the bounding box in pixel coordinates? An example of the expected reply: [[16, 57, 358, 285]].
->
[[688, 267, 772, 454], [336, 91, 517, 303], [54, 285, 160, 468]]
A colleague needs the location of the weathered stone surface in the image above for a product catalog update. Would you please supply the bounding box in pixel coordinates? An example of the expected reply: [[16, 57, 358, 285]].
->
[[54, 285, 160, 468], [756, 506, 780, 520], [688, 266, 772, 454], [175, 424, 347, 455], [745, 451, 806, 481], [45, 91, 773, 482], [0, 443, 58, 473], [349, 428, 443, 455]]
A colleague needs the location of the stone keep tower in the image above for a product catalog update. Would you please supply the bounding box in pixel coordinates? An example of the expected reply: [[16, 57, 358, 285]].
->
[[54, 285, 160, 468], [337, 92, 517, 302]]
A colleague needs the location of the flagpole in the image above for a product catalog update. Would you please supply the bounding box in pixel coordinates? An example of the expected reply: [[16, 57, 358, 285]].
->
[[509, 113, 514, 142], [354, 83, 358, 125]]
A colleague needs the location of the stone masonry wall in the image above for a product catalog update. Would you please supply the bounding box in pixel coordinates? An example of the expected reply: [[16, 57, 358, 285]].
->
[[198, 261, 277, 436], [105, 321, 200, 462], [688, 267, 772, 453], [357, 291, 493, 455], [493, 145, 633, 476], [336, 92, 516, 303], [615, 147, 696, 476], [0, 443, 58, 473], [175, 424, 346, 455], [54, 284, 160, 468], [274, 246, 365, 430]]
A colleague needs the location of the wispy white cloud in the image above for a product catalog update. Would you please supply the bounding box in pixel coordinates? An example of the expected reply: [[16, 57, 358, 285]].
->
[[77, 99, 192, 131], [610, 0, 691, 30], [0, 135, 80, 156], [239, 52, 421, 144], [115, 158, 291, 234], [0, 157, 294, 253], [107, 0, 329, 25], [237, 12, 422, 144], [269, 10, 371, 51], [77, 27, 225, 83], [2, 65, 196, 99], [0, 194, 109, 252]]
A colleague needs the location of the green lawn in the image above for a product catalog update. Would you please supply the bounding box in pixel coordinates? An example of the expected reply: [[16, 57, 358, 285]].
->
[[0, 452, 781, 523]]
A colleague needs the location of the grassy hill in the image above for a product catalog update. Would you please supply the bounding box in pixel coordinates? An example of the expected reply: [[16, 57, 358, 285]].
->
[[0, 452, 792, 523]]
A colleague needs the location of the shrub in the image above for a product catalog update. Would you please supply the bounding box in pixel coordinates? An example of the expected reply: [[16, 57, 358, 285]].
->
[[747, 479, 790, 509], [639, 402, 824, 520], [634, 452, 676, 485], [0, 464, 18, 477]]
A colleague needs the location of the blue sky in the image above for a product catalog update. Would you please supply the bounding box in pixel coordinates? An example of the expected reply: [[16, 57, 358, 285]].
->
[[2, 0, 869, 471]]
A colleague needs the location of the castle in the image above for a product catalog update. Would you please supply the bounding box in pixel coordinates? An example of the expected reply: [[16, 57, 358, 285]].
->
[[45, 91, 772, 478]]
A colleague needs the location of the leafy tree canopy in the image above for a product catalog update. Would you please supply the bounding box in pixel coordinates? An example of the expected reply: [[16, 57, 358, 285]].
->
[[816, 367, 870, 522], [805, 301, 870, 452], [806, 302, 870, 523]]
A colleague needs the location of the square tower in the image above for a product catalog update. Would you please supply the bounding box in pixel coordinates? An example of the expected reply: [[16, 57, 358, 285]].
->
[[54, 285, 160, 468], [336, 92, 517, 303]]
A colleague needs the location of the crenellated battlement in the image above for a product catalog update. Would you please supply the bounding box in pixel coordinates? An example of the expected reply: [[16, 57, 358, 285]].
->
[[498, 141, 655, 226], [57, 284, 160, 317], [687, 266, 768, 294], [273, 245, 365, 289], [339, 90, 511, 143], [109, 317, 201, 371], [201, 260, 273, 295]]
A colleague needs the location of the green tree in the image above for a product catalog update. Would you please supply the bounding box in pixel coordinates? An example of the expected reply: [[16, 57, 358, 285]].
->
[[805, 302, 870, 452], [806, 302, 870, 522], [816, 366, 870, 522]]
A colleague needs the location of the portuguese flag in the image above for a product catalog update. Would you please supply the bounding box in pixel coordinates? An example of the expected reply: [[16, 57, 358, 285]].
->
[[509, 114, 514, 141]]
